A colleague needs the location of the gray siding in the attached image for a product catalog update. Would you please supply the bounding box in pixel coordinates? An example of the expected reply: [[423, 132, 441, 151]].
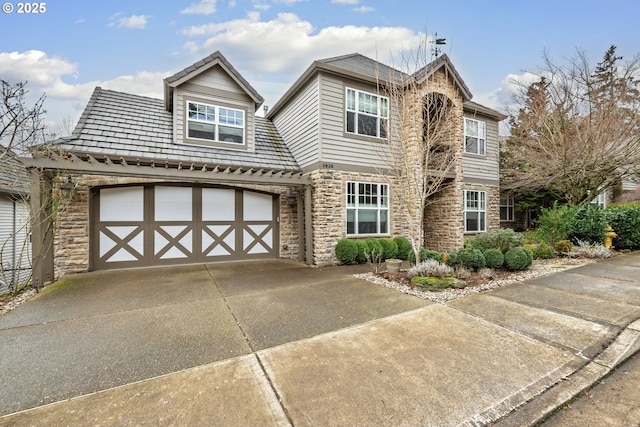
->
[[271, 75, 320, 169], [0, 195, 31, 293], [318, 73, 392, 170], [462, 112, 500, 184]]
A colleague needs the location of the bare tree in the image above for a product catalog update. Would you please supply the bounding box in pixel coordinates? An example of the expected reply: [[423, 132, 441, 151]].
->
[[0, 80, 47, 158], [378, 41, 460, 262], [502, 45, 640, 205]]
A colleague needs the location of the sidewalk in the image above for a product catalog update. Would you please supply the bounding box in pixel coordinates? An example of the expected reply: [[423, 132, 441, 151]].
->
[[1, 253, 639, 426]]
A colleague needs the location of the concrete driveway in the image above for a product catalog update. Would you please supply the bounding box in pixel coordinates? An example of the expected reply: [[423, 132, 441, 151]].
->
[[1, 254, 640, 426], [0, 259, 429, 417]]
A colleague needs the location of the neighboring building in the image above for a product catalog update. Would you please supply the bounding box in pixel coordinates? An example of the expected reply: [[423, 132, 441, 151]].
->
[[0, 149, 32, 293], [23, 51, 505, 285]]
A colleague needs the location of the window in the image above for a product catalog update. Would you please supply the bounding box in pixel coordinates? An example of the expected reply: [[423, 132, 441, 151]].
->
[[346, 182, 389, 235], [500, 196, 514, 222], [590, 192, 607, 208], [464, 190, 486, 232], [187, 101, 244, 144], [346, 88, 388, 138], [464, 118, 486, 155]]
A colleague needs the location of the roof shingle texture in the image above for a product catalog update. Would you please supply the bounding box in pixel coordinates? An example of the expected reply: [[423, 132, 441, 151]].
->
[[57, 88, 300, 171]]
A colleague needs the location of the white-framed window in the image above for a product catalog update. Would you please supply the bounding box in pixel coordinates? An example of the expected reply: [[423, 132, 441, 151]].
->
[[500, 196, 514, 222], [186, 100, 245, 144], [590, 192, 607, 208], [464, 190, 486, 232], [345, 88, 388, 138], [464, 117, 486, 155], [346, 181, 389, 235]]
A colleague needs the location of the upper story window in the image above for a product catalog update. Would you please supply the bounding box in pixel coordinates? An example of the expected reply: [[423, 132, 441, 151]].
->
[[500, 196, 514, 222], [187, 101, 244, 145], [346, 181, 389, 235], [464, 117, 486, 155], [345, 88, 388, 139]]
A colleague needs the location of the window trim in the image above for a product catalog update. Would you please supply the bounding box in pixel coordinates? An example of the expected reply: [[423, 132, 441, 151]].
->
[[500, 196, 515, 222], [185, 99, 246, 147], [464, 190, 487, 232], [346, 181, 390, 236], [345, 87, 389, 139], [464, 117, 486, 156]]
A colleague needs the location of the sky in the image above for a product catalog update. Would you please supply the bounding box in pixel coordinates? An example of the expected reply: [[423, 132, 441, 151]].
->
[[1, 0, 639, 135]]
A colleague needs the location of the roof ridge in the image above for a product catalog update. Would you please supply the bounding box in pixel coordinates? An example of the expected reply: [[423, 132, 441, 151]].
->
[[72, 87, 102, 138]]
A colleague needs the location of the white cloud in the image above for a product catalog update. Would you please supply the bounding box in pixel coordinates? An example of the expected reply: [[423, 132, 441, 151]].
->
[[182, 12, 421, 76], [331, 0, 359, 4], [181, 0, 217, 15], [108, 14, 149, 29], [353, 6, 373, 12], [0, 50, 169, 130]]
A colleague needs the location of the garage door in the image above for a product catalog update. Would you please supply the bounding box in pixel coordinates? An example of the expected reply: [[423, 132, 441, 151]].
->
[[91, 184, 279, 270]]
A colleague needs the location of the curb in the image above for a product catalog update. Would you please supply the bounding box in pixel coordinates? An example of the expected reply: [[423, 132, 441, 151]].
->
[[493, 318, 640, 426]]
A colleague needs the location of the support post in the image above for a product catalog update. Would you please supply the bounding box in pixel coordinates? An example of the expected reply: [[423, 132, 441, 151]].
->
[[29, 169, 54, 288], [304, 184, 313, 265]]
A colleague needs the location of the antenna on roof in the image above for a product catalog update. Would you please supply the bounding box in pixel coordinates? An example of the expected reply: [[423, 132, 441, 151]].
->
[[432, 32, 446, 58]]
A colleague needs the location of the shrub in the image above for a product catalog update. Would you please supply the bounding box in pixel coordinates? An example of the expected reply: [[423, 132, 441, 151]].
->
[[471, 228, 524, 252], [568, 204, 607, 244], [393, 236, 413, 260], [354, 240, 369, 264], [445, 251, 459, 268], [483, 248, 504, 269], [335, 239, 358, 264], [408, 259, 454, 278], [522, 229, 545, 244], [522, 246, 534, 266], [555, 239, 574, 254], [364, 238, 384, 272], [606, 204, 640, 250], [536, 242, 555, 259], [411, 276, 466, 292], [379, 238, 399, 260], [569, 240, 613, 259], [407, 248, 443, 265], [537, 203, 578, 245], [504, 247, 531, 271], [456, 247, 486, 271]]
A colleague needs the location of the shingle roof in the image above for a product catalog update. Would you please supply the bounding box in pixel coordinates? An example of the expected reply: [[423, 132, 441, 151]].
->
[[318, 53, 407, 84], [55, 87, 300, 171], [0, 148, 30, 196]]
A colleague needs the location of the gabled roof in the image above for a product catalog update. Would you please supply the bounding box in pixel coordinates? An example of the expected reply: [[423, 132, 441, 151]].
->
[[463, 100, 508, 121], [53, 87, 299, 172], [163, 51, 264, 111], [0, 148, 30, 196], [267, 52, 475, 119]]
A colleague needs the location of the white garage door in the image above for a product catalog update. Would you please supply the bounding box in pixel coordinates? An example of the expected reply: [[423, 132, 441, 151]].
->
[[91, 185, 279, 270]]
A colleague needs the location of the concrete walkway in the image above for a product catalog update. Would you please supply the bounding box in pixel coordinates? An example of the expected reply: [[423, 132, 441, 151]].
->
[[1, 253, 639, 426]]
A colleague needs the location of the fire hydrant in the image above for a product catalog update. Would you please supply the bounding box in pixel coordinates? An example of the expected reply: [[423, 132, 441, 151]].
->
[[603, 226, 617, 249]]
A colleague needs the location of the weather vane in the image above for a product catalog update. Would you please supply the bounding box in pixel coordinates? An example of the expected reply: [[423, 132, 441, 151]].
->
[[432, 32, 446, 57]]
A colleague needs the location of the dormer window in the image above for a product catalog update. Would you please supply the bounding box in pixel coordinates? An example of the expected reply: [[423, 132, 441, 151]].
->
[[187, 101, 245, 145], [345, 88, 388, 138]]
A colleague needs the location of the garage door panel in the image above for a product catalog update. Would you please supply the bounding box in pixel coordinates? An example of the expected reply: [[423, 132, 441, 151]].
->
[[92, 185, 278, 270]]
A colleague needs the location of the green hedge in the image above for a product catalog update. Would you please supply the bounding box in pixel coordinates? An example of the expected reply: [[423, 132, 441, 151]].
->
[[606, 204, 640, 250], [335, 239, 358, 264], [393, 236, 412, 260]]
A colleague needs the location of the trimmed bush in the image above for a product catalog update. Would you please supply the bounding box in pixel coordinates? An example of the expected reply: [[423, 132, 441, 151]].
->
[[536, 242, 556, 259], [555, 239, 573, 254], [483, 248, 504, 269], [504, 247, 530, 271], [393, 236, 412, 260], [470, 228, 524, 252], [522, 246, 534, 266], [411, 276, 466, 292], [379, 238, 399, 260], [606, 204, 640, 250], [568, 204, 608, 244], [354, 240, 369, 264], [456, 247, 486, 271], [364, 238, 384, 262], [335, 239, 358, 264]]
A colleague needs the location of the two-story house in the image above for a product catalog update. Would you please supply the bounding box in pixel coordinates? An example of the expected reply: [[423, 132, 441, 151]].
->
[[23, 51, 505, 285]]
